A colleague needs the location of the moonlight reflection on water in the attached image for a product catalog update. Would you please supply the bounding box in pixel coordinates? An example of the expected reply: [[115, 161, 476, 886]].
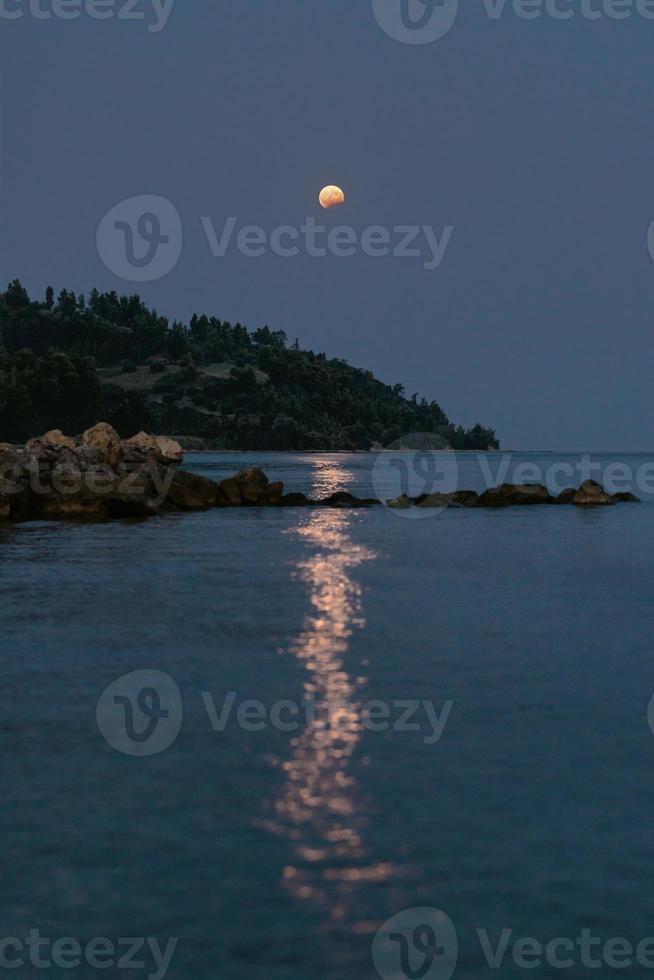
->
[[269, 462, 395, 922]]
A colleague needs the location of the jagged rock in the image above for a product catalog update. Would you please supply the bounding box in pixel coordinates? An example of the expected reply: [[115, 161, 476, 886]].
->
[[154, 436, 183, 464], [321, 491, 380, 508], [279, 492, 314, 507], [166, 471, 221, 510], [0, 498, 10, 520], [572, 480, 615, 507], [82, 423, 122, 467], [614, 491, 640, 503]]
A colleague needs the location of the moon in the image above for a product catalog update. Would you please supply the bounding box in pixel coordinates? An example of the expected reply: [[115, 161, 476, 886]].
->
[[319, 185, 345, 210]]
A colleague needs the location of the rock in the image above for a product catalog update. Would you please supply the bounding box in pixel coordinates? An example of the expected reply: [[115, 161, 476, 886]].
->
[[43, 429, 78, 450], [511, 484, 552, 504], [217, 467, 271, 506], [614, 491, 640, 503], [216, 476, 243, 507], [476, 486, 514, 508], [38, 498, 108, 520], [554, 487, 577, 504], [239, 467, 270, 505], [0, 498, 10, 520], [477, 483, 552, 507], [82, 423, 122, 467], [263, 481, 285, 505], [125, 431, 160, 455], [166, 471, 220, 510], [154, 436, 183, 464], [451, 490, 479, 507], [416, 492, 453, 508], [279, 492, 315, 507], [572, 480, 615, 507], [387, 495, 413, 509], [321, 491, 380, 508]]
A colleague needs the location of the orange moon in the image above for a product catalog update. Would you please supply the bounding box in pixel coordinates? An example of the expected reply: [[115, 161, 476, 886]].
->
[[319, 185, 345, 209]]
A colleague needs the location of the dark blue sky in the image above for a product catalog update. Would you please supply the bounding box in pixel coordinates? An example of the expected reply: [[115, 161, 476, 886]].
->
[[1, 2, 653, 450]]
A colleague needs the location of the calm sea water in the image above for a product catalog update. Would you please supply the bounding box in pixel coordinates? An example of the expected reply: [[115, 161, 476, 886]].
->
[[1, 452, 654, 979]]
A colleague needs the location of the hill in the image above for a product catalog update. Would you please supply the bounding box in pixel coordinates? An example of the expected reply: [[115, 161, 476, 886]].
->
[[0, 280, 499, 451]]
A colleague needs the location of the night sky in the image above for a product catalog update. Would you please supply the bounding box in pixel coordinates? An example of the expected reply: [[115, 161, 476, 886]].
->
[[2, 1, 653, 450]]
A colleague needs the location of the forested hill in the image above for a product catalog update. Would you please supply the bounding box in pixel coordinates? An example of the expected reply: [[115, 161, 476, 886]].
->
[[0, 281, 499, 451]]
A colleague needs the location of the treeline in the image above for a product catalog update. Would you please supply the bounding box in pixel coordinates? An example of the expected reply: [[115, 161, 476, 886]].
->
[[0, 280, 499, 451]]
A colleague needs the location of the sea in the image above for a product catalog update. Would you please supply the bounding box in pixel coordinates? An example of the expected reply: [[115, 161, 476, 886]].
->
[[1, 451, 653, 979]]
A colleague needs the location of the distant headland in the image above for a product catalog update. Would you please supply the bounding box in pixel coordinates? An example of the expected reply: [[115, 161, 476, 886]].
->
[[0, 281, 498, 452]]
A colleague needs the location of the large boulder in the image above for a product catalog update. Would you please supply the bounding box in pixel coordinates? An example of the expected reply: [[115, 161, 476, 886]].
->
[[124, 431, 160, 455], [154, 436, 183, 464], [573, 480, 615, 507], [217, 467, 273, 506], [166, 471, 221, 510], [82, 423, 122, 467], [27, 429, 77, 451], [265, 481, 285, 505]]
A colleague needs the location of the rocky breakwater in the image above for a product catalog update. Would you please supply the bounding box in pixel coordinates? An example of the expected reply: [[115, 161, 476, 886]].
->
[[0, 424, 376, 521], [388, 481, 640, 510], [0, 427, 642, 523]]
